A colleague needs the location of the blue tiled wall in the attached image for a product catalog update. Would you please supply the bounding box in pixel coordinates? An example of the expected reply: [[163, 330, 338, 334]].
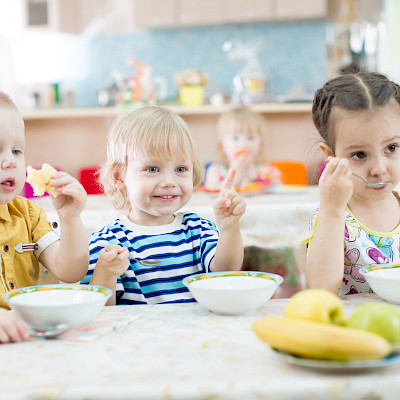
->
[[74, 21, 327, 107]]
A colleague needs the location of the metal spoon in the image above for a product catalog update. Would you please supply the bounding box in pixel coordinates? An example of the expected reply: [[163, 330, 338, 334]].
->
[[129, 257, 161, 267], [30, 323, 69, 339], [352, 173, 388, 188]]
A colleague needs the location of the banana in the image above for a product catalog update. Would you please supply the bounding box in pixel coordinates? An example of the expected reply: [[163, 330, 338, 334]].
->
[[253, 316, 391, 361]]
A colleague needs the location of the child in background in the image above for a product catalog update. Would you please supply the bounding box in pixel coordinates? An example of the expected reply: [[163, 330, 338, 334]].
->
[[204, 106, 281, 190], [205, 106, 301, 298], [305, 72, 400, 295], [81, 107, 246, 305], [0, 91, 88, 342]]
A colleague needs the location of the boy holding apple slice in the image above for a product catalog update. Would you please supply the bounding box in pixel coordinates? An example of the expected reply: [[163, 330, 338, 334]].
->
[[0, 91, 88, 343]]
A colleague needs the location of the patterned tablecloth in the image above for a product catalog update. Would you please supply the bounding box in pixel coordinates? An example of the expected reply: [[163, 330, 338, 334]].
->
[[0, 293, 399, 400], [32, 185, 320, 249]]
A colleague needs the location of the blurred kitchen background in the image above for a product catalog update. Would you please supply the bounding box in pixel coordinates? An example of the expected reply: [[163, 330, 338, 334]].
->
[[0, 0, 395, 109], [0, 0, 397, 184]]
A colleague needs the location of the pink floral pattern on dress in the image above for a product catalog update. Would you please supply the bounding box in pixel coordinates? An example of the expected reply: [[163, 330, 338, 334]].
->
[[343, 248, 365, 283]]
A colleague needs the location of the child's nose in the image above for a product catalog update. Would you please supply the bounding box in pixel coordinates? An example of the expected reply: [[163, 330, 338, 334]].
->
[[1, 154, 17, 169], [370, 157, 387, 176], [160, 171, 177, 186]]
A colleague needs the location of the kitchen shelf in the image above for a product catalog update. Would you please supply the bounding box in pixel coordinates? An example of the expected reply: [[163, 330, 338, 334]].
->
[[21, 102, 312, 120]]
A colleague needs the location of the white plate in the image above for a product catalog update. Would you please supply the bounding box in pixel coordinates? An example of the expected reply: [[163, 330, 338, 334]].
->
[[272, 348, 400, 371]]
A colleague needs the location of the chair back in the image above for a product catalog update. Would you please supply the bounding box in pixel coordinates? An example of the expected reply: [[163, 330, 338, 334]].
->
[[270, 160, 307, 185]]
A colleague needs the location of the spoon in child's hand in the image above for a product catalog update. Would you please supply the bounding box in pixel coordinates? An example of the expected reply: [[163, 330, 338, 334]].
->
[[129, 256, 161, 267], [352, 173, 388, 188]]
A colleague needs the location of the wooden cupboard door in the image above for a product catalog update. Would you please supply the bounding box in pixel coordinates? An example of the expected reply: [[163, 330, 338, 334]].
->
[[223, 0, 274, 23], [273, 0, 328, 20], [133, 0, 178, 28], [179, 0, 224, 26]]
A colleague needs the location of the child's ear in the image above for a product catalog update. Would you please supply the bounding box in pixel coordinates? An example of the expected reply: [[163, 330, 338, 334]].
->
[[113, 171, 125, 190], [319, 143, 334, 158]]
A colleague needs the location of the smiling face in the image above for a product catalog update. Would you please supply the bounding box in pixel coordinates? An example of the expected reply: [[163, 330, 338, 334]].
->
[[325, 101, 400, 200], [0, 108, 26, 204], [116, 151, 194, 226]]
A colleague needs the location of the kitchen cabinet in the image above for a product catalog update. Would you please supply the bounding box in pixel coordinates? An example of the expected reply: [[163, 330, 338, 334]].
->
[[132, 0, 177, 29], [132, 0, 337, 30], [22, 0, 135, 34], [273, 0, 330, 20], [223, 0, 274, 23], [20, 0, 339, 34], [179, 0, 224, 26], [23, 0, 81, 32]]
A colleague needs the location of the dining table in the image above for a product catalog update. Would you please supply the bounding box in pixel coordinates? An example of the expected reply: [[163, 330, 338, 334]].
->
[[0, 292, 399, 400]]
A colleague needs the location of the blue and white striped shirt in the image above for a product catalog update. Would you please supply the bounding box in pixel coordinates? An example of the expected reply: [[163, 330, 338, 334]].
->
[[81, 212, 218, 304]]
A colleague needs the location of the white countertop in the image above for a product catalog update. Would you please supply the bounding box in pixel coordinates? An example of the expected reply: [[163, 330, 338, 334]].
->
[[0, 293, 398, 400]]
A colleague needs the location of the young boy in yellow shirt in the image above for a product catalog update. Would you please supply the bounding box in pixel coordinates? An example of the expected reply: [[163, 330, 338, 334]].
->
[[0, 91, 88, 343]]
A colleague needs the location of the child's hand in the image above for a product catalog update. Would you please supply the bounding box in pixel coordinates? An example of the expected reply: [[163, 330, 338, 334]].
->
[[230, 152, 255, 186], [95, 244, 130, 279], [320, 157, 353, 210], [0, 309, 29, 343], [50, 171, 87, 219], [213, 168, 246, 229]]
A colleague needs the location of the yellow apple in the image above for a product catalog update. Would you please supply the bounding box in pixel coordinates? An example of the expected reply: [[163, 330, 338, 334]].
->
[[346, 302, 400, 343], [284, 289, 346, 325]]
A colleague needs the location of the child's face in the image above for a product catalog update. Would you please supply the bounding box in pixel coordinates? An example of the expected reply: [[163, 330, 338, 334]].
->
[[221, 128, 261, 165], [0, 109, 26, 204], [332, 101, 400, 199], [118, 151, 194, 225]]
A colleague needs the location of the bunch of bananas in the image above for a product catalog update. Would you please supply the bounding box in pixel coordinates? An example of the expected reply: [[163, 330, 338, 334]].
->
[[253, 289, 394, 361]]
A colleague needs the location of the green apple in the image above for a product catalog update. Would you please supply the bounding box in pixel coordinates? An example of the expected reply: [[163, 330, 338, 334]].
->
[[283, 289, 345, 325], [346, 302, 400, 343]]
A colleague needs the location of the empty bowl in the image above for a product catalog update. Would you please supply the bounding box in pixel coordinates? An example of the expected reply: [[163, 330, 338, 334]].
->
[[359, 264, 400, 304], [182, 271, 283, 315], [3, 284, 112, 331]]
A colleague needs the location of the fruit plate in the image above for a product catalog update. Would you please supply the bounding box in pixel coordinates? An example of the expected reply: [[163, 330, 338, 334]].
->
[[271, 348, 400, 371]]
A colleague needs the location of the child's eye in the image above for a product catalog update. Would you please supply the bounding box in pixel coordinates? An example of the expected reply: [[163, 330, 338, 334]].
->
[[146, 166, 159, 173], [12, 149, 23, 156], [385, 144, 398, 153], [176, 166, 187, 173], [351, 152, 366, 160]]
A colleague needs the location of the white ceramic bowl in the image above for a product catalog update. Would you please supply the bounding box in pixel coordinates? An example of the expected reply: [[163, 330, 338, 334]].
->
[[182, 271, 283, 315], [359, 264, 400, 304], [3, 284, 112, 330]]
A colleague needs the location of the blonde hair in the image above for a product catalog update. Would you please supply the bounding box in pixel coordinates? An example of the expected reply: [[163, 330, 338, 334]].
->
[[100, 106, 204, 212], [0, 91, 20, 112], [216, 106, 266, 164], [0, 91, 25, 130]]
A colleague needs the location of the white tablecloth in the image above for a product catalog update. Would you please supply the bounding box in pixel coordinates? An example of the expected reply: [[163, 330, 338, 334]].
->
[[32, 186, 319, 249], [0, 293, 398, 400]]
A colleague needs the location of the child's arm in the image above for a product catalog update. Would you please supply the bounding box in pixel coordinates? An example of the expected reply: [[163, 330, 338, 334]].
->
[[211, 168, 246, 271], [305, 157, 353, 294], [89, 245, 130, 306], [38, 171, 89, 283], [0, 309, 30, 343]]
